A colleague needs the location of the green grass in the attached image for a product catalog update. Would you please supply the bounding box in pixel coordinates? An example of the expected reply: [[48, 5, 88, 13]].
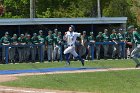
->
[[1, 70, 140, 93], [0, 59, 136, 70]]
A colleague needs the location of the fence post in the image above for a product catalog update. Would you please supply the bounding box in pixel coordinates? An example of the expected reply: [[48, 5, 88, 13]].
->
[[5, 46, 9, 64], [91, 44, 94, 60], [40, 44, 43, 62], [60, 45, 62, 62], [122, 42, 125, 59]]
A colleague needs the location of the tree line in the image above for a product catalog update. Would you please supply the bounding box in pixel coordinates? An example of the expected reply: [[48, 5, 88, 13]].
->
[[0, 0, 140, 26]]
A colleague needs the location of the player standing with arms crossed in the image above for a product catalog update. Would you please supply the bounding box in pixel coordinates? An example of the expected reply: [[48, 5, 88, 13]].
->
[[63, 25, 84, 66]]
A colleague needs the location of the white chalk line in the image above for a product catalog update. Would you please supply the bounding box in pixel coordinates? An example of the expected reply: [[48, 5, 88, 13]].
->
[[0, 88, 56, 93]]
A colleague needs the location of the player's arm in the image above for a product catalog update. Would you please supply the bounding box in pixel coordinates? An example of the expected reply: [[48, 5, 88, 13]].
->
[[75, 32, 81, 37], [63, 32, 68, 41], [45, 37, 48, 48]]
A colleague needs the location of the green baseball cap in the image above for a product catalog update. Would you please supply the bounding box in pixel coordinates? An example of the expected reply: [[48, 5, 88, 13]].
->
[[39, 30, 43, 33], [104, 29, 108, 32], [90, 32, 93, 35], [21, 34, 24, 36], [48, 30, 52, 33], [54, 29, 58, 32], [83, 31, 86, 34], [33, 33, 37, 36], [5, 32, 9, 35], [127, 25, 134, 31], [13, 34, 17, 37], [112, 29, 116, 32]]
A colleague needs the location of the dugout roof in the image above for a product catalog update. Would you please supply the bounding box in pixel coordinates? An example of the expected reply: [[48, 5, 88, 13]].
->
[[0, 17, 127, 25]]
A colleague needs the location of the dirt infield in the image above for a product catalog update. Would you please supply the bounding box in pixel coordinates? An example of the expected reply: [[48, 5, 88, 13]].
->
[[0, 68, 139, 93]]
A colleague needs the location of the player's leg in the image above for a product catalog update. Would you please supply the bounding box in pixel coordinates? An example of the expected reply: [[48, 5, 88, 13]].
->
[[31, 47, 35, 62], [96, 45, 101, 60], [131, 45, 140, 67], [2, 46, 5, 62], [53, 46, 56, 61], [47, 45, 53, 62], [64, 46, 73, 65], [103, 45, 109, 59], [112, 45, 117, 59], [71, 48, 84, 66], [57, 46, 61, 62]]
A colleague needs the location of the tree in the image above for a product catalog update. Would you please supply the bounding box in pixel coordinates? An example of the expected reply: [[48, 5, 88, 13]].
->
[[2, 0, 30, 18], [102, 0, 136, 25]]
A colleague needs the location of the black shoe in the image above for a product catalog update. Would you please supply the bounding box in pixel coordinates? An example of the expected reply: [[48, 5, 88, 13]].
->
[[48, 60, 51, 62], [57, 59, 60, 62], [81, 59, 85, 66], [112, 57, 115, 60], [104, 56, 108, 60], [136, 64, 140, 68]]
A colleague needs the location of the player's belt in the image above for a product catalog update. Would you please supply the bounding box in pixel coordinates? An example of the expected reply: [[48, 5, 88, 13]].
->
[[68, 44, 74, 46]]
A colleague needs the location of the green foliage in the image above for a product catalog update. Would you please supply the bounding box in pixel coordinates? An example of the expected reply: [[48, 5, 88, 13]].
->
[[36, 0, 97, 18], [3, 0, 30, 18], [0, 0, 138, 25], [103, 0, 136, 25]]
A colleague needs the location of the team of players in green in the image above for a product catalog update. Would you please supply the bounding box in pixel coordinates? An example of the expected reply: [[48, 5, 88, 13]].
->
[[0, 26, 140, 67], [0, 29, 62, 63]]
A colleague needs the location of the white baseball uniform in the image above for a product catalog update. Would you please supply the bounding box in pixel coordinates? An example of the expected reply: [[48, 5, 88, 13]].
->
[[64, 31, 81, 57]]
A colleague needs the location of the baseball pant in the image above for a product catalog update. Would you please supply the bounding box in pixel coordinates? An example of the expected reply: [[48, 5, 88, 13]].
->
[[18, 48, 25, 62], [31, 46, 37, 62], [9, 47, 16, 61], [131, 44, 140, 64], [53, 45, 60, 61], [112, 44, 118, 58], [25, 47, 31, 61], [47, 45, 53, 61], [2, 46, 10, 62], [38, 44, 45, 61], [64, 46, 78, 57], [103, 45, 109, 58], [96, 45, 101, 59]]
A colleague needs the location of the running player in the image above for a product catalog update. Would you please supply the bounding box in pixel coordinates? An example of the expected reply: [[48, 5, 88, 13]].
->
[[63, 25, 84, 66]]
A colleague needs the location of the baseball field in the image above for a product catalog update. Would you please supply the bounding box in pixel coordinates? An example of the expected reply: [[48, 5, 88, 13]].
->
[[0, 59, 139, 93]]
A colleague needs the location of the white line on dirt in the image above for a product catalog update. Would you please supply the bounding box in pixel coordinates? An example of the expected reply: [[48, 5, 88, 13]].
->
[[0, 88, 56, 93]]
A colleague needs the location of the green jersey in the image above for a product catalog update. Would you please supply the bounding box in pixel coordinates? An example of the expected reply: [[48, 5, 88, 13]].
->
[[125, 32, 133, 42], [81, 35, 88, 42], [88, 36, 94, 42], [110, 33, 118, 41], [133, 31, 140, 44], [11, 37, 18, 45], [102, 33, 109, 42], [46, 35, 54, 45], [88, 36, 95, 41], [57, 36, 63, 45], [38, 35, 45, 44], [53, 33, 58, 38], [117, 33, 125, 42], [26, 38, 32, 44], [18, 37, 26, 44], [31, 36, 39, 44], [53, 35, 58, 45], [96, 35, 103, 42], [1, 36, 11, 45]]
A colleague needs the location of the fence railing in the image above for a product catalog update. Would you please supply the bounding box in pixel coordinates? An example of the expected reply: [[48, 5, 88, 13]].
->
[[1, 44, 43, 64], [1, 42, 125, 64]]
